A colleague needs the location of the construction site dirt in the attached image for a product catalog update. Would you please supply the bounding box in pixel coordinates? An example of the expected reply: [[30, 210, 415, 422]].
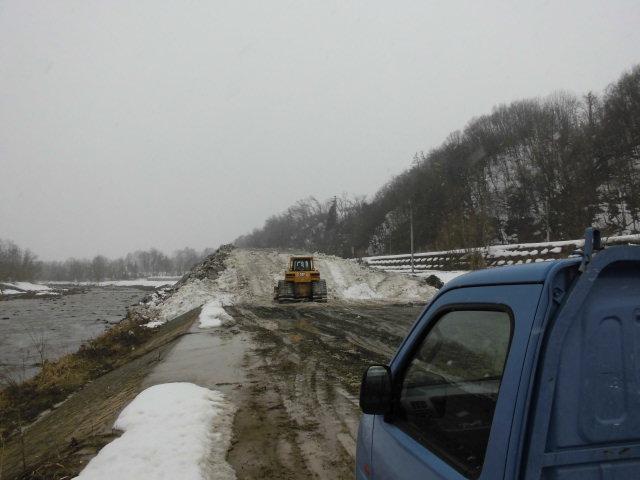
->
[[224, 302, 423, 479]]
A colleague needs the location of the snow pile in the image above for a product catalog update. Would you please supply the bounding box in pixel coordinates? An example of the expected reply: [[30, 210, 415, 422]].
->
[[146, 248, 437, 318], [198, 299, 234, 328], [147, 267, 239, 326], [314, 254, 436, 302], [343, 283, 381, 300], [75, 383, 236, 480], [220, 249, 438, 303]]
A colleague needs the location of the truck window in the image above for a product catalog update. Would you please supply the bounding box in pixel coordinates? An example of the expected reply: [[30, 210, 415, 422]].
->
[[291, 259, 311, 271], [395, 309, 512, 479]]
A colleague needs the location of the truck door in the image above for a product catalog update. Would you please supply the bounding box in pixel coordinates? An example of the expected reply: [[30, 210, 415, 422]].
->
[[370, 283, 543, 480], [524, 247, 640, 479]]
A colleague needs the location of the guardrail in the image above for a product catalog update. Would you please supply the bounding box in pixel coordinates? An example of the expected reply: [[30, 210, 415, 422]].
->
[[362, 234, 640, 273]]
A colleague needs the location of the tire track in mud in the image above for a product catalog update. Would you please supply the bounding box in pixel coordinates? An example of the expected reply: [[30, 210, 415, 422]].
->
[[226, 302, 423, 479]]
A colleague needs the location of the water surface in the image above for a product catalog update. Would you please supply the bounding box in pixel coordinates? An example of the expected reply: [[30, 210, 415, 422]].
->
[[0, 287, 146, 381]]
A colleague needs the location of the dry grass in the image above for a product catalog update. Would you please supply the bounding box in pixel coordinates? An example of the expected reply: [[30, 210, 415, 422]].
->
[[0, 308, 154, 441]]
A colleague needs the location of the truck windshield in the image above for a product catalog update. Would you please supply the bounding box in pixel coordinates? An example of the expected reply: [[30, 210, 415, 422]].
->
[[397, 309, 512, 478]]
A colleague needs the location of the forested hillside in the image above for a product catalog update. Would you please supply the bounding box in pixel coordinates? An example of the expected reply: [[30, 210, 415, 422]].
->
[[236, 65, 640, 256]]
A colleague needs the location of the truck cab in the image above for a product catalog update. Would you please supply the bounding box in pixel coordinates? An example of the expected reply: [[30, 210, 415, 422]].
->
[[357, 235, 640, 479]]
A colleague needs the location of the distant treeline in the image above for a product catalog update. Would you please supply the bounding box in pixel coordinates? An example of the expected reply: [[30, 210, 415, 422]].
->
[[236, 65, 640, 256], [0, 239, 214, 282]]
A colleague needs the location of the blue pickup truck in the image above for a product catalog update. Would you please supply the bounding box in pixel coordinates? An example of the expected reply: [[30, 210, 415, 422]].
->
[[357, 229, 640, 479]]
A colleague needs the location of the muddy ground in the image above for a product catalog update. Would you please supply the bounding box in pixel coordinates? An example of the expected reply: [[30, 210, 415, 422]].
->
[[1, 300, 424, 480], [224, 302, 424, 480]]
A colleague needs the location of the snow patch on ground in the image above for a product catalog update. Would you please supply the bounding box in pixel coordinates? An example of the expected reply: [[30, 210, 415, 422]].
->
[[0, 289, 24, 295], [98, 279, 178, 288], [12, 281, 51, 291], [1, 281, 52, 293], [47, 279, 178, 288], [74, 383, 236, 480], [143, 320, 165, 329], [198, 299, 234, 328]]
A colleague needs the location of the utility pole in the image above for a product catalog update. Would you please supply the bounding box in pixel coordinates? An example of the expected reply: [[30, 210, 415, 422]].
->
[[409, 200, 415, 274]]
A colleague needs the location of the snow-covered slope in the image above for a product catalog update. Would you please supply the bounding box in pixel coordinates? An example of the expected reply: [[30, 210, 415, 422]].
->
[[148, 248, 437, 325]]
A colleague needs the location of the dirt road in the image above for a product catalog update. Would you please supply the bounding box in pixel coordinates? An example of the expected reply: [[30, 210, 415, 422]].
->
[[226, 302, 423, 479], [137, 248, 434, 479], [136, 300, 423, 479]]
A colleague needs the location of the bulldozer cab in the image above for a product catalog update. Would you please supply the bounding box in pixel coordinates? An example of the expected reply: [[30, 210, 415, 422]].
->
[[290, 257, 313, 272]]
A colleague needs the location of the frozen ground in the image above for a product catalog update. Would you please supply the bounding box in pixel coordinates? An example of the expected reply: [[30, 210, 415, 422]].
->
[[75, 383, 235, 480]]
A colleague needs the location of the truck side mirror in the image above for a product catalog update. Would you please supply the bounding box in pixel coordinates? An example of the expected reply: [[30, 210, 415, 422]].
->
[[360, 365, 392, 415]]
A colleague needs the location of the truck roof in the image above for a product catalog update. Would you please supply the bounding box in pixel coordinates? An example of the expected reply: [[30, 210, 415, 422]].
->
[[443, 257, 581, 290]]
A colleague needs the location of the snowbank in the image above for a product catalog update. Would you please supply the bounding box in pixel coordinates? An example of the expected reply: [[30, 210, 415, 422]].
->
[[47, 279, 177, 288], [314, 254, 436, 302], [12, 281, 52, 291], [74, 383, 236, 480], [144, 267, 238, 327], [0, 281, 52, 293], [198, 299, 234, 328], [0, 289, 23, 295], [98, 279, 177, 288], [342, 283, 381, 300]]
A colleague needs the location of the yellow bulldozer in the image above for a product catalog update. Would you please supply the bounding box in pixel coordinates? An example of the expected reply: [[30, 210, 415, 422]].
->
[[273, 256, 327, 302]]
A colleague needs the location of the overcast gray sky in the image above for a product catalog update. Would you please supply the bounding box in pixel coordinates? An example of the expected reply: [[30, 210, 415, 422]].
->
[[1, 0, 639, 260]]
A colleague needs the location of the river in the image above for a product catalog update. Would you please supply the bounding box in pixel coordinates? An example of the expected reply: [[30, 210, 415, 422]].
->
[[0, 287, 148, 382]]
